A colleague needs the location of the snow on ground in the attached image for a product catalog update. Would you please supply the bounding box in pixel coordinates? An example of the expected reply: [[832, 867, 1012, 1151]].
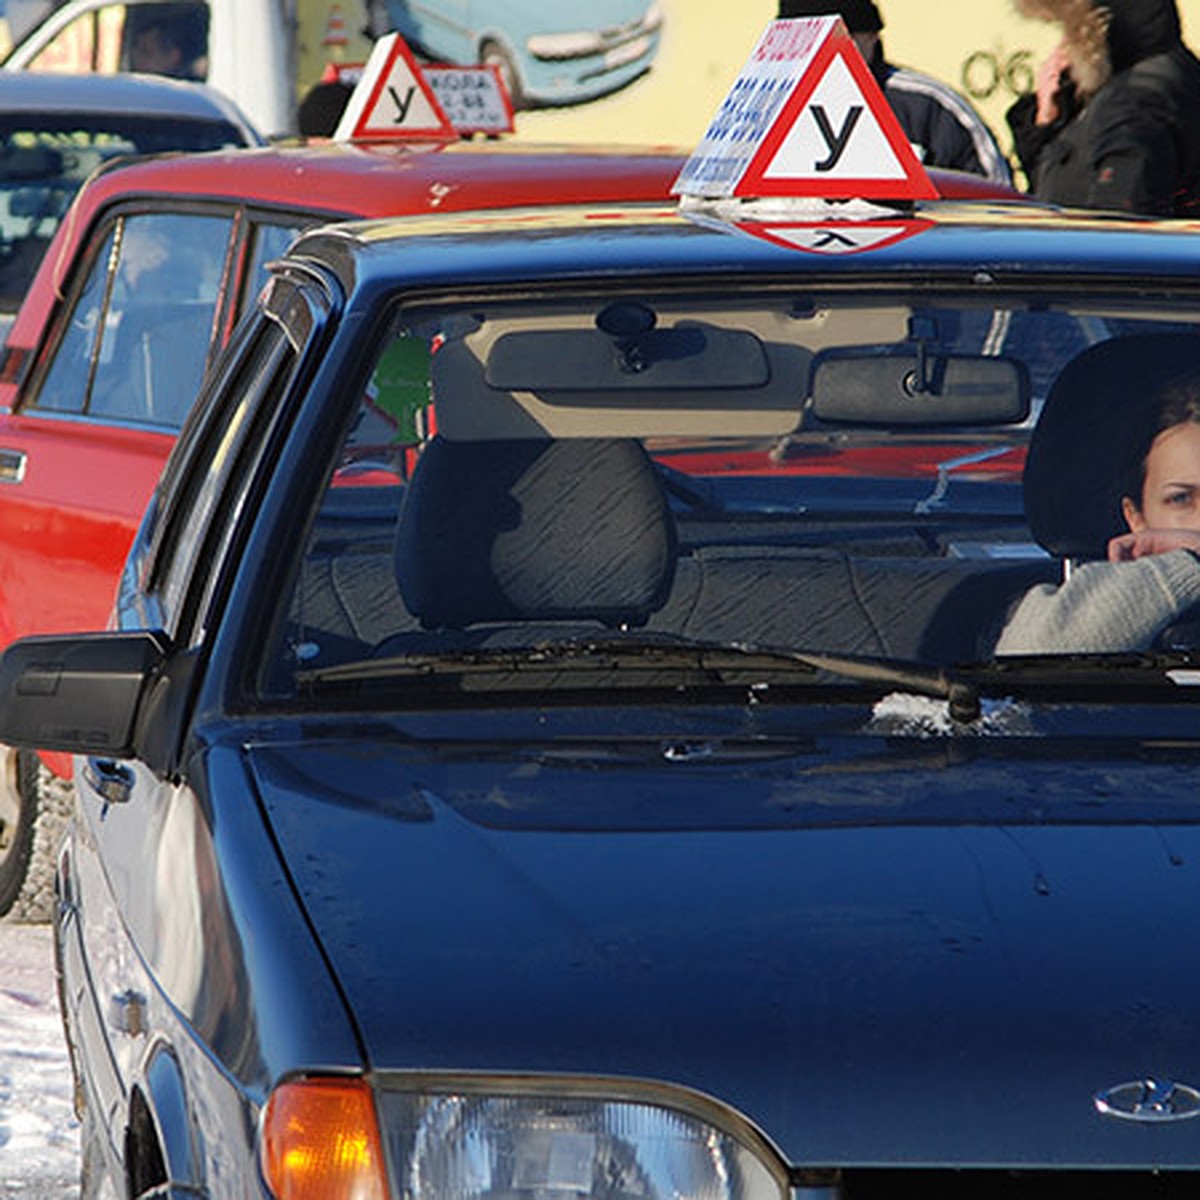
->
[[0, 921, 79, 1197]]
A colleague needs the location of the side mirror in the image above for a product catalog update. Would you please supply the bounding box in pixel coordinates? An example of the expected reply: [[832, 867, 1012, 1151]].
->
[[0, 631, 169, 758]]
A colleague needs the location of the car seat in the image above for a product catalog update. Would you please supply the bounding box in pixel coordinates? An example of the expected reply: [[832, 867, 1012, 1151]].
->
[[392, 435, 678, 638]]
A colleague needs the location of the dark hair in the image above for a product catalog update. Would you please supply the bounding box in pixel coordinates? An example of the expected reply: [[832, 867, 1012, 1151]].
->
[[131, 3, 208, 63], [298, 81, 353, 138], [1122, 374, 1200, 509], [777, 0, 884, 33]]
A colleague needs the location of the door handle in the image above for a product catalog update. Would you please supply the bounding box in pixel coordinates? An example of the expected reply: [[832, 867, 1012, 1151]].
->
[[0, 448, 26, 484], [84, 757, 134, 807]]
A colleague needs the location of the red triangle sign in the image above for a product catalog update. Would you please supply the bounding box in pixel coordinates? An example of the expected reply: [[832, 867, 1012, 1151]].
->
[[740, 25, 935, 199], [674, 18, 935, 202], [732, 218, 934, 255], [333, 32, 455, 142]]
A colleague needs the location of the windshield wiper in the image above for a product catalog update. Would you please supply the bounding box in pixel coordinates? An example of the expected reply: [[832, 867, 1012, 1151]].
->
[[296, 635, 983, 721]]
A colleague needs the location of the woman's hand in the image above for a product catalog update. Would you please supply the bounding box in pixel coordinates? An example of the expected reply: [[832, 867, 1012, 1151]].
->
[[1035, 42, 1073, 126], [1108, 528, 1200, 561]]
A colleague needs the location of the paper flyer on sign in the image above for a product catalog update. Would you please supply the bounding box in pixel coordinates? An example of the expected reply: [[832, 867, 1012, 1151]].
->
[[673, 18, 834, 199], [424, 65, 515, 135]]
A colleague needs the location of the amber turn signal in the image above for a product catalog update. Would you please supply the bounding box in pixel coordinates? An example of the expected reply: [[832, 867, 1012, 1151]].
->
[[260, 1076, 388, 1199]]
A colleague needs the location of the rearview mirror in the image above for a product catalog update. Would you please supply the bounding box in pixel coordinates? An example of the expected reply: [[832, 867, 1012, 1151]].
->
[[811, 351, 1030, 425]]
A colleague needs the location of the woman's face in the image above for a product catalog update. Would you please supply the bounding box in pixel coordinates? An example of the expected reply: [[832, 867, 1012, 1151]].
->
[[1123, 420, 1200, 531]]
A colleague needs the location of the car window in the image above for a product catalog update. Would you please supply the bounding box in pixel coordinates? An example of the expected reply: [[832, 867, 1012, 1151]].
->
[[27, 2, 209, 81], [150, 279, 322, 641], [27, 222, 115, 415], [31, 209, 233, 425], [243, 220, 303, 310], [258, 287, 1200, 702], [26, 5, 122, 72]]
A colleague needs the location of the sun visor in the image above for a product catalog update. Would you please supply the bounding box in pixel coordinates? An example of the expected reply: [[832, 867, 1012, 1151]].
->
[[429, 317, 811, 440]]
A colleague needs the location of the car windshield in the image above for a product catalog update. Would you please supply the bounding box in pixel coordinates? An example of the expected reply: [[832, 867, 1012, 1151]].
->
[[0, 112, 247, 310], [263, 286, 1200, 708]]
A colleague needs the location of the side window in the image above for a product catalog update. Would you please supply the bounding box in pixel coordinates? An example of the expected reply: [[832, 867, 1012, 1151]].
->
[[32, 210, 234, 427], [27, 4, 208, 80], [121, 3, 209, 82], [241, 221, 304, 314], [151, 319, 300, 638], [28, 6, 125, 73], [31, 224, 117, 414]]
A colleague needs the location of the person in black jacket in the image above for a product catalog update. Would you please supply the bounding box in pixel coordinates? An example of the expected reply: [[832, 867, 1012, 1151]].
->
[[778, 0, 1013, 184], [1007, 0, 1200, 215]]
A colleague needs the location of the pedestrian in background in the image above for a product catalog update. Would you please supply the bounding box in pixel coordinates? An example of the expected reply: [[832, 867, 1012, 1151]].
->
[[1007, 0, 1200, 215], [778, 0, 1014, 185]]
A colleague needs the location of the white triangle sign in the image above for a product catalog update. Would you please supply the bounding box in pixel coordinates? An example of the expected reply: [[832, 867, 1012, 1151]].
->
[[333, 32, 455, 142], [760, 54, 907, 183], [673, 17, 934, 202]]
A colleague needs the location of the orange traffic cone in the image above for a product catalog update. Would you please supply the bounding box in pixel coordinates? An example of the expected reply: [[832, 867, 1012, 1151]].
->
[[323, 4, 349, 57]]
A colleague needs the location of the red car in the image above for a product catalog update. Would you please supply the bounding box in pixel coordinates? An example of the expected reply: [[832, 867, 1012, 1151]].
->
[[0, 137, 1019, 919]]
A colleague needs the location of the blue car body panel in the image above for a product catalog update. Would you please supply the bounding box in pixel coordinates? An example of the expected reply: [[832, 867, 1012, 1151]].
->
[[246, 730, 1200, 1169]]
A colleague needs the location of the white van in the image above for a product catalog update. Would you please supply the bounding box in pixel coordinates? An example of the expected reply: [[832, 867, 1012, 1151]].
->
[[1, 0, 296, 137]]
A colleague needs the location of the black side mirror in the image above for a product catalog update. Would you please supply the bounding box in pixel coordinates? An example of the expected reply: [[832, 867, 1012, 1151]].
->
[[0, 631, 169, 758]]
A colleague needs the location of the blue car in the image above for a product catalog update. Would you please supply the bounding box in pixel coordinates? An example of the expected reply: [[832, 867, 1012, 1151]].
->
[[382, 0, 662, 108], [11, 168, 1200, 1194]]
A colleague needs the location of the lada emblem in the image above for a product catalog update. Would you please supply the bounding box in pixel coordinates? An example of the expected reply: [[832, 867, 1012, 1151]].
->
[[1094, 1079, 1200, 1123]]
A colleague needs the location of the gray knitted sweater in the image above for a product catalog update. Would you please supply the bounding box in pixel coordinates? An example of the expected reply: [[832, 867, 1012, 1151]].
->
[[995, 549, 1200, 655]]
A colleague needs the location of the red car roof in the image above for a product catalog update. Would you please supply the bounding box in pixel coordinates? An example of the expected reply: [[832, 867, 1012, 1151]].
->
[[53, 138, 688, 223]]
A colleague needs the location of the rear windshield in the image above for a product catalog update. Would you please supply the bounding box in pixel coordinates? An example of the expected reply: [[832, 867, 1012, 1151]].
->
[[0, 112, 246, 310]]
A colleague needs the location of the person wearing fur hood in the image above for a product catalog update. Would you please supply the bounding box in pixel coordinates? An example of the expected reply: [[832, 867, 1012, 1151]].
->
[[1007, 0, 1200, 215]]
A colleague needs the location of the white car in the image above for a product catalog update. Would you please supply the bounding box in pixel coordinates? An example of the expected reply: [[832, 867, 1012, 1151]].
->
[[2, 0, 293, 137], [0, 70, 261, 330]]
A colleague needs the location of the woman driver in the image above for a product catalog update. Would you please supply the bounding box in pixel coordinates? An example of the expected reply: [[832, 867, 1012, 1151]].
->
[[996, 375, 1200, 654]]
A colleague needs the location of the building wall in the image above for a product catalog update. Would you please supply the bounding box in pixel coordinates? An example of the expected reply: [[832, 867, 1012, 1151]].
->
[[295, 0, 1200, 174]]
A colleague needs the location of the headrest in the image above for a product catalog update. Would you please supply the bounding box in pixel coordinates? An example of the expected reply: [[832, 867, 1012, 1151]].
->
[[1024, 333, 1200, 559], [395, 436, 677, 630]]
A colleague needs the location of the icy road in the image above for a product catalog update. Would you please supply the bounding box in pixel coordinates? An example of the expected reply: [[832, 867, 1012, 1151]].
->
[[0, 921, 79, 1196]]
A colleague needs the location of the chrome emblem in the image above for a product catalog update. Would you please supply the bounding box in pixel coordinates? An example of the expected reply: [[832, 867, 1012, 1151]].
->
[[1094, 1079, 1200, 1123]]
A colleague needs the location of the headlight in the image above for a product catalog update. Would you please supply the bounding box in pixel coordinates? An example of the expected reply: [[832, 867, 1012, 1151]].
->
[[379, 1077, 790, 1200]]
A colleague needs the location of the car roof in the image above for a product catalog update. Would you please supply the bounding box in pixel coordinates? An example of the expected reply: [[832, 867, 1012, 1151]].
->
[[0, 70, 263, 136], [51, 137, 1021, 229], [58, 138, 691, 220], [286, 199, 1200, 296]]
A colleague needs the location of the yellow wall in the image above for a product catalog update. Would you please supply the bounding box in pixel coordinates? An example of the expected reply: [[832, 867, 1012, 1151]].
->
[[297, 1, 1200, 164]]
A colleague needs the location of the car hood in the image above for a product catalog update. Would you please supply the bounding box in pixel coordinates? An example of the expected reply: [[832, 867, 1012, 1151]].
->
[[249, 733, 1200, 1170]]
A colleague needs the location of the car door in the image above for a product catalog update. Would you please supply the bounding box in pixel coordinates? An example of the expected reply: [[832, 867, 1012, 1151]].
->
[[64, 303, 316, 1168], [0, 208, 232, 648], [0, 205, 303, 654]]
